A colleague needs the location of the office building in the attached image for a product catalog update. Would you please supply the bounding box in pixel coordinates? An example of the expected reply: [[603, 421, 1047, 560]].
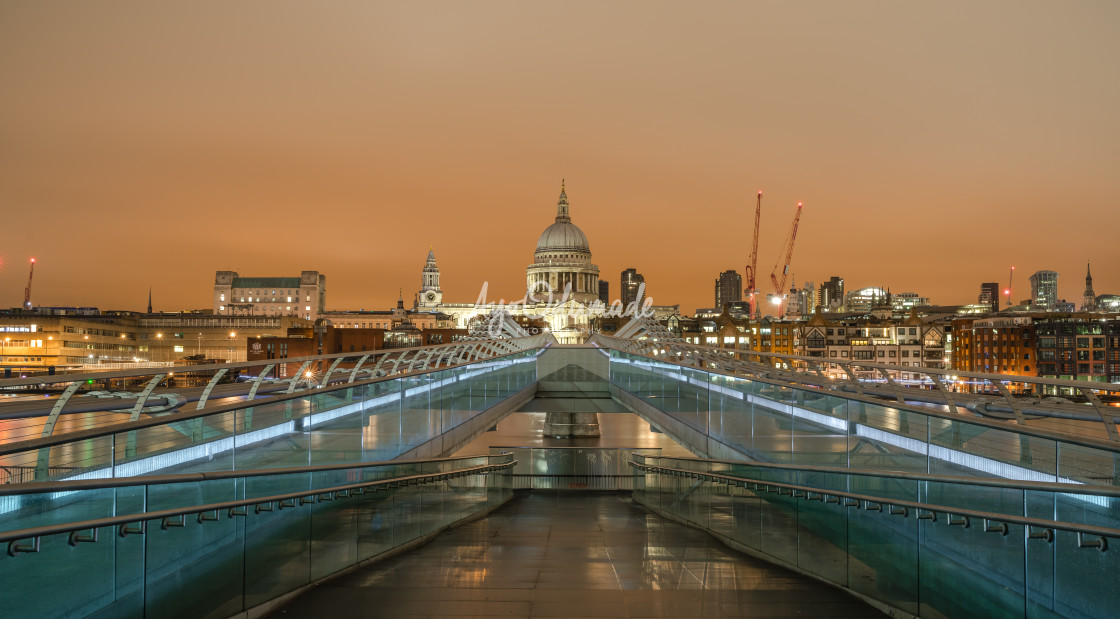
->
[[714, 270, 742, 309], [214, 271, 326, 321], [978, 282, 1000, 313], [1029, 270, 1059, 310], [818, 276, 845, 312], [621, 268, 646, 308]]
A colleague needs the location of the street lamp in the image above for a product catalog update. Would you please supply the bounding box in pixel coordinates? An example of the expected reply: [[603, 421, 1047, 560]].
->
[[156, 332, 163, 364], [197, 332, 203, 357], [227, 331, 237, 362]]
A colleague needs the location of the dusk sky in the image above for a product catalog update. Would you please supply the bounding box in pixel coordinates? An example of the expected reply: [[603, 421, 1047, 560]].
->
[[1, 2, 1117, 314]]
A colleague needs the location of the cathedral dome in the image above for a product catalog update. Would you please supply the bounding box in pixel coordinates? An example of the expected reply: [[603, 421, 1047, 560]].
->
[[534, 181, 591, 254], [536, 220, 590, 252]]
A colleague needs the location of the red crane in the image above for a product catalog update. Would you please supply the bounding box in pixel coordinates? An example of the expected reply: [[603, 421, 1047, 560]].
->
[[23, 258, 36, 310], [768, 202, 804, 313], [744, 191, 762, 318]]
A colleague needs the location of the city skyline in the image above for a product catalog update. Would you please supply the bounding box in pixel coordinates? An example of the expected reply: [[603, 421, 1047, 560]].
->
[[2, 2, 1117, 312]]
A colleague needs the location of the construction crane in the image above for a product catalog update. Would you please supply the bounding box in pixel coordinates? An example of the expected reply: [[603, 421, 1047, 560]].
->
[[744, 191, 762, 318], [768, 202, 804, 313], [23, 258, 36, 310], [1004, 266, 1015, 307]]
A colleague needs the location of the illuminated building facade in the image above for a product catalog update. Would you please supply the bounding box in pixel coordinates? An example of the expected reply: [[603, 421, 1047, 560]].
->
[[1029, 270, 1059, 310], [214, 271, 326, 321], [621, 268, 646, 308]]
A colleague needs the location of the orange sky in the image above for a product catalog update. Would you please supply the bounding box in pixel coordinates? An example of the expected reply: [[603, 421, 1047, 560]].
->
[[1, 2, 1117, 314]]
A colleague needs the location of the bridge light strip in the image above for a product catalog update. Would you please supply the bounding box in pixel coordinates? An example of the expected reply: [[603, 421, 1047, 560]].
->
[[0, 360, 529, 516], [622, 358, 1111, 508]]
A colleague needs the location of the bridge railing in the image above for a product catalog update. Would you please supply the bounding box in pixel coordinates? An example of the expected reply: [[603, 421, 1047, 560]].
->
[[591, 334, 1120, 445], [0, 344, 545, 486], [0, 453, 515, 619], [491, 446, 661, 490], [605, 349, 1120, 486], [0, 334, 555, 446], [631, 453, 1120, 619]]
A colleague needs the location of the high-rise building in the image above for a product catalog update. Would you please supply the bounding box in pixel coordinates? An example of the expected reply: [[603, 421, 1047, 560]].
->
[[1029, 270, 1059, 310], [978, 282, 999, 313], [818, 276, 844, 312], [714, 270, 742, 309], [620, 268, 645, 308], [598, 280, 610, 305], [214, 271, 325, 321], [1082, 263, 1096, 311]]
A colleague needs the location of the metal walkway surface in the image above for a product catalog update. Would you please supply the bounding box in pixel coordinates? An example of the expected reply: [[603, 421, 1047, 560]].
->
[[270, 492, 882, 618]]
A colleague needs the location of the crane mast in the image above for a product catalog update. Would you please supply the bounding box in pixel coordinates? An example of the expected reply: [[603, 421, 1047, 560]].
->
[[23, 258, 36, 310], [1005, 266, 1015, 307], [768, 202, 803, 313], [745, 191, 762, 318]]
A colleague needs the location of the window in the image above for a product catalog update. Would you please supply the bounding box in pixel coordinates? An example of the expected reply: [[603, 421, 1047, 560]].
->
[[889, 350, 896, 357], [877, 350, 884, 357]]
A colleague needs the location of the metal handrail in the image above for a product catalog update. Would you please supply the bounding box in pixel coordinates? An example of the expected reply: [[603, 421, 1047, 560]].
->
[[593, 334, 1120, 395], [0, 452, 512, 496], [632, 459, 1120, 544], [630, 454, 1120, 496], [0, 345, 543, 458], [598, 338, 1120, 453], [0, 334, 554, 389], [2, 458, 517, 551]]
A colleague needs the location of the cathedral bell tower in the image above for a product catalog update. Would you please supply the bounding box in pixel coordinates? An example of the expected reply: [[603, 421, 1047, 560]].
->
[[419, 246, 443, 307]]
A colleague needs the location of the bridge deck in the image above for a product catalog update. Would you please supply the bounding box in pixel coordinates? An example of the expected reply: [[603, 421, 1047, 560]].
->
[[271, 492, 881, 618]]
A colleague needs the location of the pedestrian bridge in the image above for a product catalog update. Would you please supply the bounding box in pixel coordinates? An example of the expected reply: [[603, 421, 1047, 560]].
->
[[1, 333, 1117, 618]]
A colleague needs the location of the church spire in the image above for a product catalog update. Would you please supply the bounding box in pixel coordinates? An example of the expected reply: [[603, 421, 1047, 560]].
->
[[147, 286, 152, 314], [555, 179, 570, 223], [1083, 261, 1097, 311]]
